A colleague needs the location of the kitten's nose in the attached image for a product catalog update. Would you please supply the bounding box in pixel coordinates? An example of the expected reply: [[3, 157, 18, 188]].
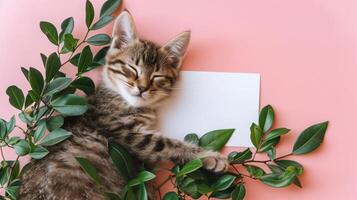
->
[[138, 86, 147, 93]]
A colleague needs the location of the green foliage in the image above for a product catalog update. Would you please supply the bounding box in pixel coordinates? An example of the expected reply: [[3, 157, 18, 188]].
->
[[39, 128, 72, 146], [0, 1, 122, 198], [86, 34, 111, 46], [75, 157, 101, 185], [292, 121, 328, 155], [199, 129, 234, 151], [50, 94, 88, 116], [176, 159, 203, 177], [6, 86, 24, 110], [0, 0, 328, 199], [40, 21, 58, 45]]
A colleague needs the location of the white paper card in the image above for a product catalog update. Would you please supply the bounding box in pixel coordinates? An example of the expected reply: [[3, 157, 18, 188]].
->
[[158, 71, 260, 147]]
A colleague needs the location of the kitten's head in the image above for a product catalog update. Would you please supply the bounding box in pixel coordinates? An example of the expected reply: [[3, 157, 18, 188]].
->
[[103, 11, 190, 108]]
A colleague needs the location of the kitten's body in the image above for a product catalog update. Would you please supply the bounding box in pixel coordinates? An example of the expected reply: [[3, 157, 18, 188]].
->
[[19, 12, 228, 200]]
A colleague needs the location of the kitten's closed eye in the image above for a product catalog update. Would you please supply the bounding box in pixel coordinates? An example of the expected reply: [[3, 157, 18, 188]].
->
[[152, 76, 172, 89], [108, 62, 138, 80]]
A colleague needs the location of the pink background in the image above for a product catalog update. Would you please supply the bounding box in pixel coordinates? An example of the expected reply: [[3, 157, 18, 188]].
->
[[0, 0, 356, 199]]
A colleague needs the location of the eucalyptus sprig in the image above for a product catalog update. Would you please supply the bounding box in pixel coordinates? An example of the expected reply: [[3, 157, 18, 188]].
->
[[0, 0, 122, 199]]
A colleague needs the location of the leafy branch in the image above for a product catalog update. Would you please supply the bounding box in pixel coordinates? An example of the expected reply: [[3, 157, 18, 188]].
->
[[77, 105, 328, 200], [0, 0, 122, 199]]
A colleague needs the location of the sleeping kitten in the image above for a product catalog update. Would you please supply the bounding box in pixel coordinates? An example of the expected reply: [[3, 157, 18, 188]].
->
[[19, 11, 228, 200]]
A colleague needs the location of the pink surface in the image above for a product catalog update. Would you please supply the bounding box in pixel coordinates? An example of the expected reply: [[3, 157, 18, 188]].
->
[[0, 0, 356, 199]]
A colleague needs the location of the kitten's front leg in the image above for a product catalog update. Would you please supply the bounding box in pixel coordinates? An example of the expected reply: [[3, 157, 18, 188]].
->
[[111, 131, 229, 173]]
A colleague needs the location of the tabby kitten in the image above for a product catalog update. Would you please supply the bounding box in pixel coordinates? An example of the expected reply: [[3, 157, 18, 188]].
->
[[19, 11, 228, 200]]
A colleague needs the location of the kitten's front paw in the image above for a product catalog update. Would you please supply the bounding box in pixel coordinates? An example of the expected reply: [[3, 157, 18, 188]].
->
[[200, 152, 229, 173]]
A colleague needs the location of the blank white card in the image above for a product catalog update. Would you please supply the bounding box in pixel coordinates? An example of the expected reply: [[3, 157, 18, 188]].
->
[[158, 71, 260, 147]]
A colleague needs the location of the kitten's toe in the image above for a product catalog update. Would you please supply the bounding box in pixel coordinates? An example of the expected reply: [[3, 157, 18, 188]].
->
[[200, 152, 229, 173]]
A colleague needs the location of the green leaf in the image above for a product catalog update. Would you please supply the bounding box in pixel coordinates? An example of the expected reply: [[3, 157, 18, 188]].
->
[[75, 157, 101, 185], [100, 0, 122, 17], [6, 85, 24, 110], [232, 184, 246, 200], [228, 148, 252, 164], [59, 17, 74, 42], [40, 21, 58, 45], [21, 67, 29, 80], [6, 116, 16, 134], [0, 120, 7, 139], [199, 129, 234, 151], [46, 115, 64, 131], [127, 171, 156, 187], [259, 166, 297, 188], [104, 192, 122, 200], [275, 160, 304, 175], [29, 145, 49, 159], [51, 94, 88, 116], [85, 0, 95, 28], [29, 67, 44, 95], [6, 136, 20, 146], [184, 133, 199, 146], [293, 121, 328, 155], [24, 93, 34, 108], [0, 166, 10, 186], [44, 77, 72, 96], [178, 178, 201, 199], [267, 147, 276, 160], [71, 77, 95, 95], [78, 46, 93, 73], [259, 105, 274, 132], [138, 183, 148, 200], [91, 15, 114, 30], [70, 53, 80, 66], [125, 188, 137, 200], [265, 128, 290, 141], [86, 34, 111, 46], [13, 139, 30, 156], [108, 141, 135, 179], [197, 182, 213, 194], [9, 160, 20, 182], [39, 128, 72, 146], [40, 53, 47, 67], [18, 112, 33, 125], [210, 186, 235, 199], [212, 174, 236, 191], [250, 123, 263, 149], [5, 185, 19, 200], [177, 158, 203, 177], [258, 137, 280, 152], [28, 90, 40, 102], [246, 165, 265, 178], [63, 34, 78, 52], [163, 192, 180, 200], [93, 46, 109, 65], [45, 52, 61, 82], [34, 120, 47, 143]]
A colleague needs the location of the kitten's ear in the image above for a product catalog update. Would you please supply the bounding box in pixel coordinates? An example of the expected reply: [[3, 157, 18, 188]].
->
[[161, 31, 191, 63], [111, 11, 137, 49]]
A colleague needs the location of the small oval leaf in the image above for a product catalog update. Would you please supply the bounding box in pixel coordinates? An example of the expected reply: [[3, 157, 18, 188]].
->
[[6, 86, 24, 110], [39, 128, 72, 146], [293, 121, 328, 155], [199, 129, 234, 151], [259, 105, 274, 132]]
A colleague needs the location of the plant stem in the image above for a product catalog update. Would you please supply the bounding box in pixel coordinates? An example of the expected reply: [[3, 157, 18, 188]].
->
[[0, 146, 6, 161], [244, 153, 293, 164], [61, 29, 90, 66]]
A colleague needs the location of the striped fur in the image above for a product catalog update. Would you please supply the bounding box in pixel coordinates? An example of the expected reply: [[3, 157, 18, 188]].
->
[[18, 11, 228, 200]]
